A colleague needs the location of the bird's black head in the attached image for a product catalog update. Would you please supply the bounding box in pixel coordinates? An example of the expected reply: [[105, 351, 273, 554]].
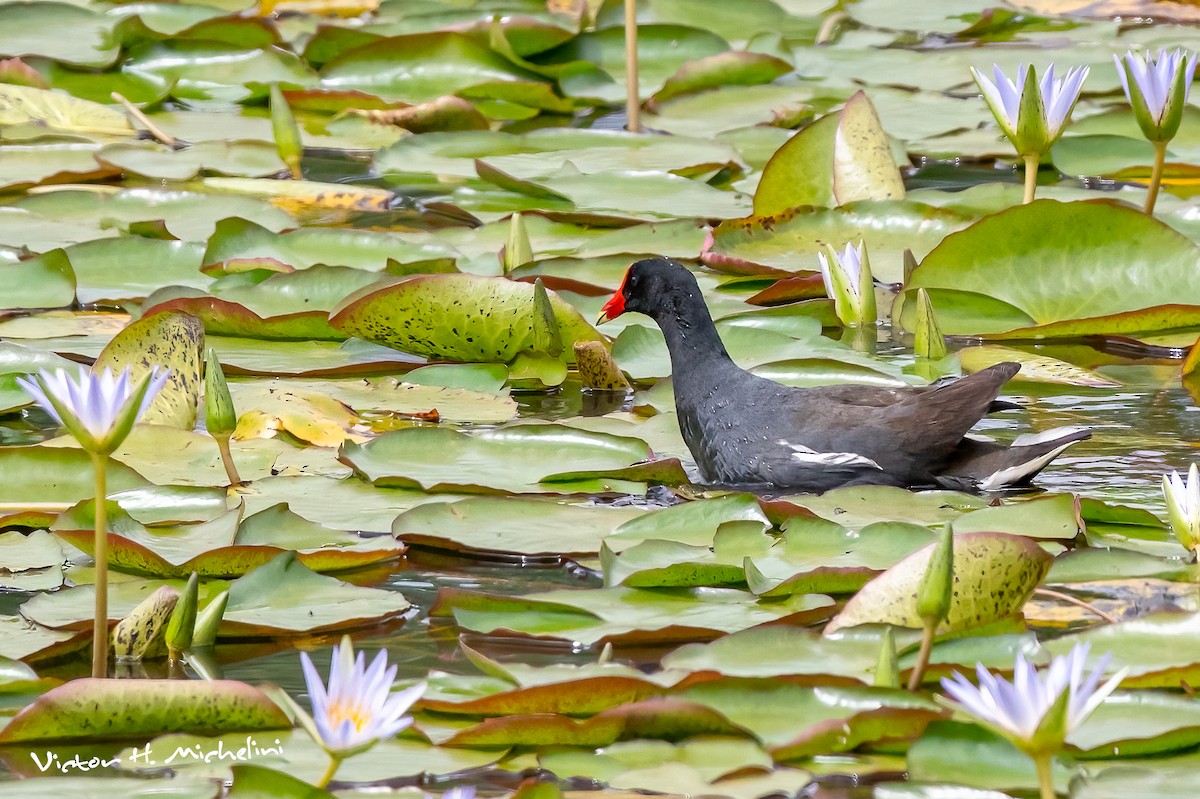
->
[[597, 257, 701, 323]]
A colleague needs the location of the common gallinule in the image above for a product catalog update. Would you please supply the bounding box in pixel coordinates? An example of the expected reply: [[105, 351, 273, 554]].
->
[[598, 257, 1090, 492]]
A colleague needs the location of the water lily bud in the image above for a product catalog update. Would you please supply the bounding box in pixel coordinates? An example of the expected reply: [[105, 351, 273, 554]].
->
[[204, 348, 236, 438], [1115, 49, 1196, 143], [1163, 463, 1200, 558], [112, 585, 179, 661], [504, 212, 533, 273], [916, 526, 953, 625], [191, 589, 228, 648], [817, 241, 877, 327], [914, 288, 947, 360], [530, 278, 563, 358], [874, 626, 900, 688], [270, 83, 303, 180], [166, 572, 199, 661]]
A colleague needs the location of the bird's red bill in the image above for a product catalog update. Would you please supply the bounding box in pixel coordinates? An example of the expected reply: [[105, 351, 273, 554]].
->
[[598, 278, 627, 322]]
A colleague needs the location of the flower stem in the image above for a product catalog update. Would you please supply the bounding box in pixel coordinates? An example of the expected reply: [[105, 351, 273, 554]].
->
[[1144, 139, 1168, 215], [624, 0, 640, 132], [1022, 154, 1040, 204], [906, 619, 936, 691], [215, 434, 241, 485], [90, 451, 109, 679], [316, 754, 343, 789], [1034, 752, 1056, 799]]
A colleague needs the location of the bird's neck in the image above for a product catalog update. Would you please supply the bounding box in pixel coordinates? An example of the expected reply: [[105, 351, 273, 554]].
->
[[652, 292, 735, 375]]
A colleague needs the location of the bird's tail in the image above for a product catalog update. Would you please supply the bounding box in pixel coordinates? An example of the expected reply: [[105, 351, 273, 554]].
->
[[937, 426, 1091, 491]]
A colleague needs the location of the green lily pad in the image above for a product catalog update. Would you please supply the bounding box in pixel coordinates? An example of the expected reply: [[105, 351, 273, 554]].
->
[[0, 140, 119, 192], [393, 496, 645, 557], [705, 201, 970, 283], [0, 679, 290, 743], [1044, 612, 1200, 688], [747, 519, 939, 596], [0, 615, 88, 664], [896, 200, 1200, 340], [663, 626, 881, 683], [146, 266, 387, 341], [229, 376, 517, 425], [0, 341, 76, 413], [0, 446, 148, 505], [0, 2, 119, 68], [222, 551, 411, 636], [320, 32, 542, 102], [0, 249, 75, 311], [340, 423, 663, 495], [51, 499, 404, 579], [434, 585, 833, 647], [550, 25, 729, 102], [96, 140, 285, 181], [605, 494, 770, 550], [0, 530, 65, 592]]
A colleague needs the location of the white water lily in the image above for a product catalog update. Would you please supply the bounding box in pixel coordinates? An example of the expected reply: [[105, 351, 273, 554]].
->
[[940, 643, 1124, 755], [971, 63, 1089, 156], [817, 241, 876, 327], [17, 366, 168, 455], [1115, 48, 1196, 142], [299, 638, 425, 758], [1162, 463, 1200, 558]]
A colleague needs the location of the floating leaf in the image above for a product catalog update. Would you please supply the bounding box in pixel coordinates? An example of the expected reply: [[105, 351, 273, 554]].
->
[[94, 311, 204, 428], [0, 679, 289, 743], [0, 84, 133, 135], [329, 274, 603, 363], [341, 424, 666, 495], [958, 345, 1120, 388], [755, 91, 905, 214], [896, 200, 1200, 340], [825, 533, 1052, 634]]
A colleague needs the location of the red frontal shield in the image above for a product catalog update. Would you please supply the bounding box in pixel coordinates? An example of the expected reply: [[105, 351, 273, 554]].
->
[[597, 273, 629, 323]]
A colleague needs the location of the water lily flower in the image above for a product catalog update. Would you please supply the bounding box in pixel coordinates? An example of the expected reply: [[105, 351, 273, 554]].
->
[[971, 63, 1089, 203], [940, 643, 1125, 799], [817, 241, 876, 327], [1114, 49, 1196, 213], [17, 367, 169, 455], [1115, 49, 1196, 143], [1163, 463, 1200, 559], [18, 366, 168, 679], [298, 636, 425, 786]]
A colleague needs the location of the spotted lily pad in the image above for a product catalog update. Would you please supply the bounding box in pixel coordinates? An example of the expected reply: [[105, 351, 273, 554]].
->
[[825, 532, 1052, 634], [0, 679, 290, 743]]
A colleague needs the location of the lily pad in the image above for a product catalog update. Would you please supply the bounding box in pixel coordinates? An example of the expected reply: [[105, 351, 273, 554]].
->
[[340, 423, 667, 495], [329, 274, 603, 363], [393, 496, 645, 557], [433, 585, 833, 647], [896, 200, 1200, 340], [94, 310, 204, 428], [824, 532, 1052, 634], [221, 552, 411, 636], [754, 91, 905, 214]]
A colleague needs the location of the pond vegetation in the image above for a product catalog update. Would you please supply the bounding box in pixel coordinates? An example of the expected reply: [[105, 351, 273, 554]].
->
[[2, 0, 1200, 797]]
